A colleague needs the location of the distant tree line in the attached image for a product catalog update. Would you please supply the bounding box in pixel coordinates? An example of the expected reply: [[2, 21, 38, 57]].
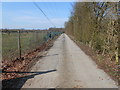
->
[[65, 2, 119, 62], [1, 28, 64, 33]]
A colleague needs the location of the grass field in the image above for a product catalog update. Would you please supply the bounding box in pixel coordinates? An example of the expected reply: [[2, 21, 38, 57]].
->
[[2, 31, 48, 61]]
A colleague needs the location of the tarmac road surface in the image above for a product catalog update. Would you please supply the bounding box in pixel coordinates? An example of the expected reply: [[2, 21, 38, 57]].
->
[[22, 34, 117, 88]]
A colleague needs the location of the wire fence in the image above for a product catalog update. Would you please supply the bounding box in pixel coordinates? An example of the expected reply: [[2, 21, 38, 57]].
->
[[2, 30, 63, 61]]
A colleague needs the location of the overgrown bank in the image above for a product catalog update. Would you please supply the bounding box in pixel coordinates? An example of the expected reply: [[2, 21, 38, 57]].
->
[[69, 35, 119, 83], [65, 2, 119, 83]]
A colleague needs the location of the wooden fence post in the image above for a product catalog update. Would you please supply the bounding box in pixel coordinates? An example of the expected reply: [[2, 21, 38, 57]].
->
[[18, 30, 21, 59]]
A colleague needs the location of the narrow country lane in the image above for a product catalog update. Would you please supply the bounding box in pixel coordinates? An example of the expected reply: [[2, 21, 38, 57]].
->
[[22, 34, 117, 88]]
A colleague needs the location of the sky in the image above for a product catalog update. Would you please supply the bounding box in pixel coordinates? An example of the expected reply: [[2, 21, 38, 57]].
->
[[2, 2, 73, 29]]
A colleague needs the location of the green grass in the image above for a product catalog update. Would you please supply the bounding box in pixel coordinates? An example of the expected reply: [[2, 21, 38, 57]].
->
[[2, 31, 48, 61]]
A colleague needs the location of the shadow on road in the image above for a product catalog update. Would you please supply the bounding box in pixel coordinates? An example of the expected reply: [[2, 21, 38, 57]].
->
[[42, 54, 59, 57], [2, 69, 56, 89]]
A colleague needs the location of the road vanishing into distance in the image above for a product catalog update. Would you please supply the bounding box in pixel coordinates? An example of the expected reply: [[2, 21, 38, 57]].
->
[[22, 34, 117, 88]]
